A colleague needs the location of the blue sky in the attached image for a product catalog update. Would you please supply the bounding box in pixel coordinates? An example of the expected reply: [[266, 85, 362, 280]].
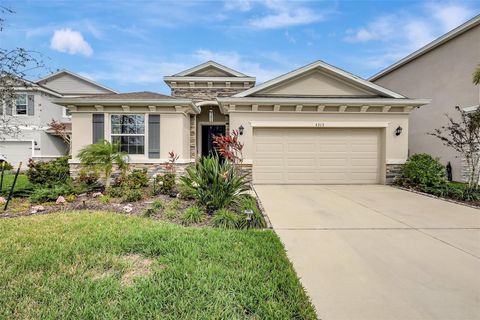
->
[[2, 0, 479, 94]]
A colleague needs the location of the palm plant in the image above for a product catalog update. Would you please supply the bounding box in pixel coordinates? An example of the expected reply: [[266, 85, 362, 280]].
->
[[474, 64, 480, 85], [77, 140, 129, 187]]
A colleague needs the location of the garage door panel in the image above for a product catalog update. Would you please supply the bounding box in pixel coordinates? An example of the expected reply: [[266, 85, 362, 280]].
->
[[286, 159, 316, 167], [253, 128, 381, 184]]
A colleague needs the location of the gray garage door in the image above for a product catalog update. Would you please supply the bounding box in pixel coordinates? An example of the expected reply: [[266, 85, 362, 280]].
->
[[0, 141, 33, 169]]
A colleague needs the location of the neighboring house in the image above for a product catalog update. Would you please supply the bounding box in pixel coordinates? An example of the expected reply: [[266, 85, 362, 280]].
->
[[0, 70, 117, 167], [371, 14, 480, 182], [58, 60, 428, 184]]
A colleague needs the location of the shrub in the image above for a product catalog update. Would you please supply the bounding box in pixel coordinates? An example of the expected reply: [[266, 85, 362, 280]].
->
[[212, 209, 239, 229], [181, 206, 204, 225], [178, 183, 196, 200], [98, 195, 111, 204], [0, 162, 14, 171], [153, 173, 176, 195], [446, 182, 480, 201], [163, 208, 178, 219], [151, 199, 165, 210], [122, 189, 143, 203], [168, 199, 181, 210], [128, 169, 149, 188], [27, 157, 70, 187], [180, 156, 249, 211], [76, 168, 100, 186], [236, 195, 266, 229], [116, 169, 149, 189], [106, 186, 124, 198], [142, 207, 157, 217], [30, 185, 72, 203], [65, 194, 77, 202], [401, 154, 446, 187]]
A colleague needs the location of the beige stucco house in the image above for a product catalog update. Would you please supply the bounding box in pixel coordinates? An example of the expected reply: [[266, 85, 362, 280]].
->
[[371, 14, 480, 182], [58, 60, 428, 184]]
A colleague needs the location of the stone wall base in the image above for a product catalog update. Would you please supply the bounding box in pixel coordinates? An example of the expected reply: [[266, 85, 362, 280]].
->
[[386, 163, 403, 184], [70, 163, 192, 180]]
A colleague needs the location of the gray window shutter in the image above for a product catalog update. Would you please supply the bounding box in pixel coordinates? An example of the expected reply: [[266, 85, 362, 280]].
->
[[92, 113, 105, 143], [27, 95, 35, 116], [148, 114, 160, 158], [0, 103, 3, 115]]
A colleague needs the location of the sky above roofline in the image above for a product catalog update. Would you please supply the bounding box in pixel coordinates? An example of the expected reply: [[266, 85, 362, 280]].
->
[[2, 0, 479, 94]]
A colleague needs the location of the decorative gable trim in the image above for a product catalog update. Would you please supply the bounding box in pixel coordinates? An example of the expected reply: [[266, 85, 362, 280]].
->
[[233, 60, 405, 99], [173, 61, 249, 77]]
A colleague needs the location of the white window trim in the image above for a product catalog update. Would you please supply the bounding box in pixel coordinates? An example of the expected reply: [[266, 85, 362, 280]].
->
[[14, 93, 28, 116], [109, 113, 146, 156], [63, 107, 72, 118]]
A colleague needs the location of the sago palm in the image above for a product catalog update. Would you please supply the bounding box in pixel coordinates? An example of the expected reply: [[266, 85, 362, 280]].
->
[[78, 140, 129, 187]]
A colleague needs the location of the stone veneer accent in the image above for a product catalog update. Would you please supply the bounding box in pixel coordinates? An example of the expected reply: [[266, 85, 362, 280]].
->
[[386, 163, 403, 184], [190, 115, 196, 159], [172, 87, 248, 101], [70, 162, 192, 180], [239, 163, 253, 183]]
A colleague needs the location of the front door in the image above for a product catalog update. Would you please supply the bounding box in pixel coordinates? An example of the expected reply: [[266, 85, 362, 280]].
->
[[201, 125, 226, 157]]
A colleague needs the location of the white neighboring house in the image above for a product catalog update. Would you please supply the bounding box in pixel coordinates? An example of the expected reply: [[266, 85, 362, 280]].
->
[[0, 70, 117, 168]]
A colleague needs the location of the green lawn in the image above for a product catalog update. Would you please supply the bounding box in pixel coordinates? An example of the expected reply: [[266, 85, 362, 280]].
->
[[0, 173, 32, 196], [0, 212, 316, 319]]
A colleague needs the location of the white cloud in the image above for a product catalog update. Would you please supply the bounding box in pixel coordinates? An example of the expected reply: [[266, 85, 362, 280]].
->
[[50, 28, 93, 56], [345, 16, 394, 42], [224, 0, 252, 12], [192, 49, 286, 83], [83, 49, 289, 92], [428, 2, 474, 32], [343, 2, 476, 73], [248, 1, 324, 29]]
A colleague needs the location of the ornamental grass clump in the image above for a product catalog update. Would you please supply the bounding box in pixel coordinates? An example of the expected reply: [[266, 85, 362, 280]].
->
[[180, 156, 249, 211]]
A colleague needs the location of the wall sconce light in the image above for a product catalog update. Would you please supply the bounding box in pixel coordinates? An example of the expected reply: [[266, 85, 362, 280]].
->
[[395, 126, 403, 136], [238, 125, 244, 135]]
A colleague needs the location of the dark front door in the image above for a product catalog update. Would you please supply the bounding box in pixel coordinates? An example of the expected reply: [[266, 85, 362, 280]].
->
[[201, 125, 226, 157]]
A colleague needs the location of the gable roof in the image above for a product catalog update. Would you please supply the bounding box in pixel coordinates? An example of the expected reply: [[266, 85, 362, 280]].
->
[[234, 60, 405, 98], [370, 14, 480, 81], [36, 69, 118, 94], [173, 61, 249, 77]]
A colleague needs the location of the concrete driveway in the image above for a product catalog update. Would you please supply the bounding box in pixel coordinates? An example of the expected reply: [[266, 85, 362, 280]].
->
[[255, 185, 480, 320]]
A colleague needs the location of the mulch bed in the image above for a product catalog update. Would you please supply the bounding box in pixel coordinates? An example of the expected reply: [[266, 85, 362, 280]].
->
[[394, 185, 480, 209], [0, 192, 197, 221]]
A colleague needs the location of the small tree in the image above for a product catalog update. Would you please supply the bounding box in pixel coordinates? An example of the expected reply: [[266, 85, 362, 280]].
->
[[429, 106, 480, 188], [77, 140, 129, 188], [48, 119, 71, 153], [1, 6, 45, 139]]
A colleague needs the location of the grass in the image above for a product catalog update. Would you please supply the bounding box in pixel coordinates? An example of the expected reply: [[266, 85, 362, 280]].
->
[[0, 173, 32, 196], [0, 212, 316, 319]]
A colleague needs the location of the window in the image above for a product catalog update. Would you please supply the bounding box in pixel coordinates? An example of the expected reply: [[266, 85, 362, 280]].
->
[[111, 114, 145, 155], [15, 94, 27, 115], [63, 107, 72, 118]]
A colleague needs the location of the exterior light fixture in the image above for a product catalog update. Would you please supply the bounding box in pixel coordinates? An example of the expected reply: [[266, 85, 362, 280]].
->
[[395, 126, 403, 136], [239, 125, 244, 135], [244, 209, 253, 221], [208, 109, 213, 123]]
